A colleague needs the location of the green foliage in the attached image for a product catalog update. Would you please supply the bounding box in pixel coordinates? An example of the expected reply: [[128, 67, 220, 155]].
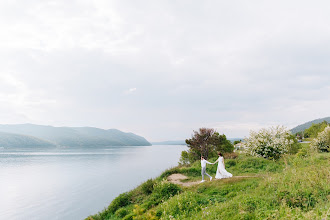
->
[[311, 126, 330, 152], [89, 154, 330, 220], [159, 167, 182, 179], [233, 140, 242, 145], [179, 150, 196, 165], [140, 179, 155, 195], [183, 128, 234, 164], [287, 134, 302, 154], [157, 191, 204, 218], [108, 192, 132, 214], [153, 180, 181, 199], [223, 155, 284, 174], [290, 116, 330, 134], [303, 121, 329, 138], [114, 207, 129, 218]]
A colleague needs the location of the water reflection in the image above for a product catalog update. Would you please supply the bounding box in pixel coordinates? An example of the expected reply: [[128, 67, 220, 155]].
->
[[0, 145, 186, 220]]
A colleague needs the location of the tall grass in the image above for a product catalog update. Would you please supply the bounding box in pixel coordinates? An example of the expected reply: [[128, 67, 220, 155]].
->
[[86, 153, 330, 220]]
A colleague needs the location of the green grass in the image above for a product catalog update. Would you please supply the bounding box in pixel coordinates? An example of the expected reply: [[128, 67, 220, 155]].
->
[[86, 151, 330, 220]]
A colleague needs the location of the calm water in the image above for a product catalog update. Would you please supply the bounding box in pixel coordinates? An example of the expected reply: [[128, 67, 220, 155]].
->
[[0, 145, 187, 220]]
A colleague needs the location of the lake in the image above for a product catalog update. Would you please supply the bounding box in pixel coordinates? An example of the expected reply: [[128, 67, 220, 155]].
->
[[0, 145, 187, 220]]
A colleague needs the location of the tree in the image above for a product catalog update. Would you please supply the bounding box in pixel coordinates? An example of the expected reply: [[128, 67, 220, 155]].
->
[[180, 128, 233, 164], [304, 121, 329, 138]]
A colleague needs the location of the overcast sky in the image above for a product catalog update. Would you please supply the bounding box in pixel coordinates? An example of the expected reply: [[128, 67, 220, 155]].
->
[[0, 0, 329, 141]]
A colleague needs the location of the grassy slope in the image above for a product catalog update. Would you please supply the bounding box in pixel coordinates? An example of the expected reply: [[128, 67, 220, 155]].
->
[[87, 152, 330, 220]]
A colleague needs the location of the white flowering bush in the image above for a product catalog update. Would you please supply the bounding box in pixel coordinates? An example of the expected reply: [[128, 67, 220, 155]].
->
[[311, 126, 330, 152], [242, 126, 294, 160]]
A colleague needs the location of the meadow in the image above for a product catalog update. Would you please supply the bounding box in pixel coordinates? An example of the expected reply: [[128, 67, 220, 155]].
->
[[86, 148, 330, 220]]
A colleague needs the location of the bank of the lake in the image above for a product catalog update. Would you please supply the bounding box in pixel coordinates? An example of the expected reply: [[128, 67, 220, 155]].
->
[[88, 152, 330, 220], [0, 145, 186, 220]]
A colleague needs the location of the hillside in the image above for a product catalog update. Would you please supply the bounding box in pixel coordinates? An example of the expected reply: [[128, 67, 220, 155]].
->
[[291, 117, 330, 134], [87, 152, 330, 220], [151, 138, 243, 146], [0, 132, 55, 148], [151, 140, 186, 145], [0, 124, 151, 148]]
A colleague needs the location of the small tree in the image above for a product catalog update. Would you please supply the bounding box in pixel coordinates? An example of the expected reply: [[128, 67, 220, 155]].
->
[[180, 128, 233, 164], [242, 126, 294, 160], [304, 121, 329, 138], [311, 126, 330, 152]]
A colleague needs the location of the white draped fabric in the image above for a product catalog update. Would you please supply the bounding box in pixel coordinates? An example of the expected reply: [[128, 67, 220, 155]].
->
[[215, 156, 233, 179]]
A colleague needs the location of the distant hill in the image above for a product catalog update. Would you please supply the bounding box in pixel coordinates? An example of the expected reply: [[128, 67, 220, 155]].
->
[[152, 140, 186, 145], [152, 138, 243, 146], [290, 117, 330, 134], [0, 132, 56, 148], [0, 124, 151, 148]]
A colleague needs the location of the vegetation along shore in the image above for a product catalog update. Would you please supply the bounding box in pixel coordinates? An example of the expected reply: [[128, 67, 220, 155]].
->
[[87, 120, 330, 220]]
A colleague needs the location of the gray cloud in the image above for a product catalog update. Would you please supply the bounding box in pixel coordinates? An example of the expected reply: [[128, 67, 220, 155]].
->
[[0, 0, 330, 141]]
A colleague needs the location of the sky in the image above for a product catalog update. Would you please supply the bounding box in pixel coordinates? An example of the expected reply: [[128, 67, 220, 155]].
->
[[0, 0, 329, 141]]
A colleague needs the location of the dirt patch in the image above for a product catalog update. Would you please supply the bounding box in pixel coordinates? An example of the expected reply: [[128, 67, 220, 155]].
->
[[167, 174, 257, 187], [167, 174, 200, 186]]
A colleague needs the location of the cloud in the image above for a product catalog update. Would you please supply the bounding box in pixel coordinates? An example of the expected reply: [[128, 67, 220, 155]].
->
[[0, 0, 330, 141], [124, 88, 137, 95]]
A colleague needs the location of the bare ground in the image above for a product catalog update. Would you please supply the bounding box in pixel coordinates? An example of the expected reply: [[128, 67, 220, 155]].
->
[[167, 173, 257, 186]]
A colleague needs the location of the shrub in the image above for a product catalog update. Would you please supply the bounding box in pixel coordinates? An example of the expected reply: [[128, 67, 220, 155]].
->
[[153, 180, 181, 200], [242, 126, 294, 160], [141, 179, 155, 195], [108, 192, 132, 213], [179, 150, 196, 165], [311, 126, 330, 152], [226, 160, 236, 167], [115, 207, 129, 218]]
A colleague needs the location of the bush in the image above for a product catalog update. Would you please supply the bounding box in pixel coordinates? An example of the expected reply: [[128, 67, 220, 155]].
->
[[141, 179, 155, 195], [242, 126, 294, 160], [108, 192, 132, 213], [287, 135, 301, 154], [115, 207, 129, 218], [153, 180, 181, 200], [311, 126, 330, 152], [179, 150, 196, 165]]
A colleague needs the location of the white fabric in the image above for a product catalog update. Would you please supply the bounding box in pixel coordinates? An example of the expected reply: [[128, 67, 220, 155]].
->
[[201, 159, 212, 168], [214, 156, 233, 179]]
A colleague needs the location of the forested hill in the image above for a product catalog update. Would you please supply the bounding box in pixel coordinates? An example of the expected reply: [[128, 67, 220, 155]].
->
[[0, 132, 55, 148], [0, 124, 151, 148], [290, 117, 330, 134]]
